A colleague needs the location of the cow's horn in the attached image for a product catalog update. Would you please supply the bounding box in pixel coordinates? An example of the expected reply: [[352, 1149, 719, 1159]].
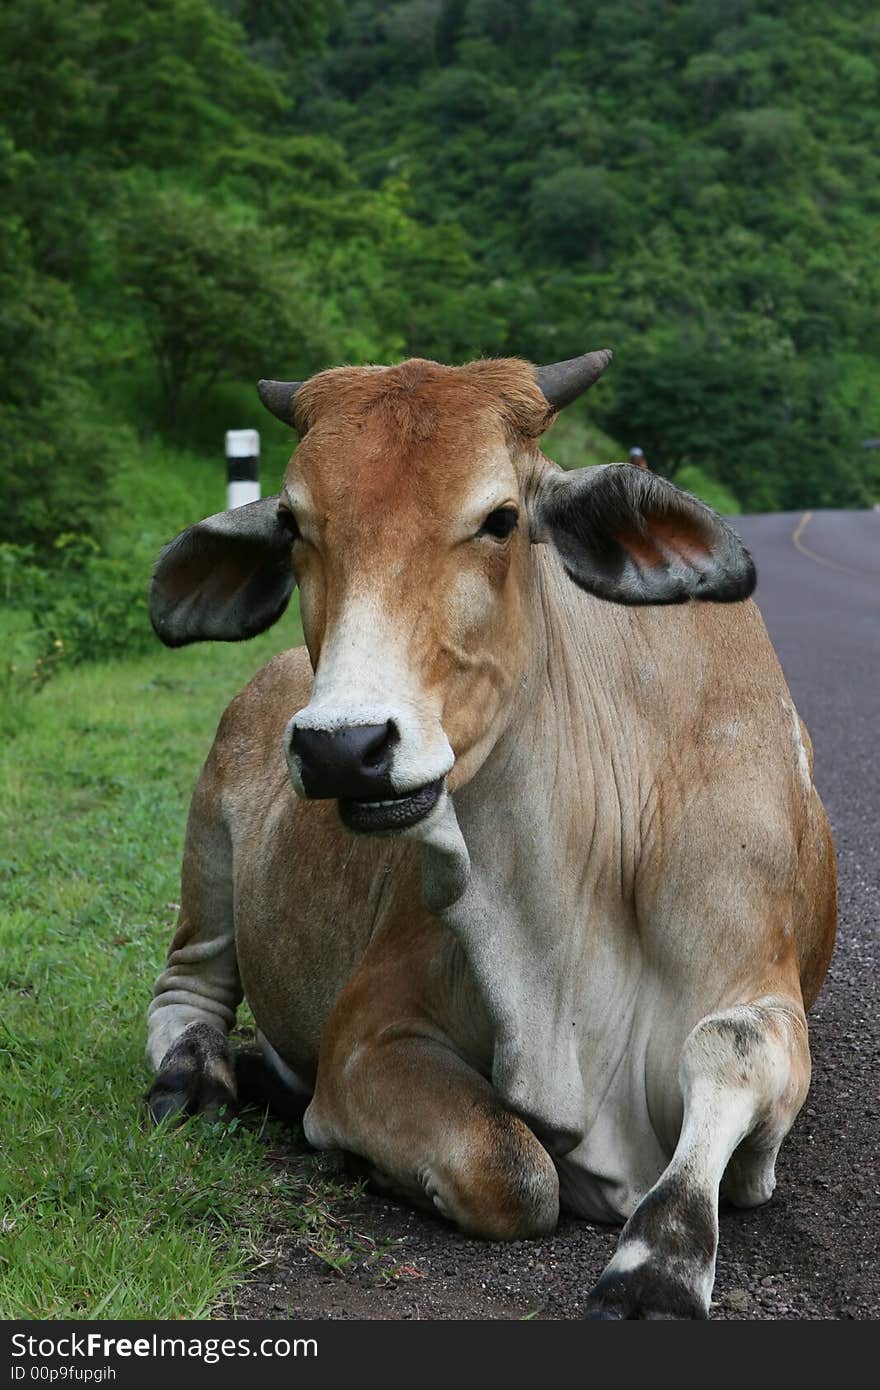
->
[[534, 349, 613, 409], [257, 378, 303, 425]]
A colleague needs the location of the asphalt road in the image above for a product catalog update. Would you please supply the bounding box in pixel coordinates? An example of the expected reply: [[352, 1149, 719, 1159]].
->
[[237, 509, 879, 1322]]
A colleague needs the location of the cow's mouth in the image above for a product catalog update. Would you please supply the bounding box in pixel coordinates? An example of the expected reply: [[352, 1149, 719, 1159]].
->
[[338, 777, 444, 834]]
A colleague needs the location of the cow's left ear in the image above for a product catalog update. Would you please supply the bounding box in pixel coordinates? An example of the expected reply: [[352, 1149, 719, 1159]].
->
[[532, 465, 756, 605], [150, 496, 296, 646]]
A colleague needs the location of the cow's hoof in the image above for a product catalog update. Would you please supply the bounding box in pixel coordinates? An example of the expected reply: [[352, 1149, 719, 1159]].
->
[[583, 1268, 708, 1321], [146, 1023, 236, 1125]]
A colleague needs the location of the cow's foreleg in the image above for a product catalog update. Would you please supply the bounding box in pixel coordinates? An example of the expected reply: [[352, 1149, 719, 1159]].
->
[[146, 789, 241, 1122], [306, 1032, 560, 1241], [584, 995, 810, 1319]]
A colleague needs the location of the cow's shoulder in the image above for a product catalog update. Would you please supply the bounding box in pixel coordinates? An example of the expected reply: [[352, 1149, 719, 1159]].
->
[[205, 644, 313, 787], [233, 642, 312, 712], [629, 598, 789, 729]]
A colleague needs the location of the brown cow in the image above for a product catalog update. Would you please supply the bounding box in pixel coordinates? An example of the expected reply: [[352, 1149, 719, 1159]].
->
[[146, 352, 836, 1318]]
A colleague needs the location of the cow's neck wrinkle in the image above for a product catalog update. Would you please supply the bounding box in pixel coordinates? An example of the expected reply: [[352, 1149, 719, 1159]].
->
[[422, 546, 649, 1147], [462, 542, 647, 889]]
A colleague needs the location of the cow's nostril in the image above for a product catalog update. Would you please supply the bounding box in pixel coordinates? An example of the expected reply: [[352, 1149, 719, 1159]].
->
[[361, 720, 399, 768], [290, 721, 398, 800]]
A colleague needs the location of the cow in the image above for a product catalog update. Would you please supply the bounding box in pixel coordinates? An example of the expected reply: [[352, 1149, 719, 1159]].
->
[[145, 351, 837, 1319]]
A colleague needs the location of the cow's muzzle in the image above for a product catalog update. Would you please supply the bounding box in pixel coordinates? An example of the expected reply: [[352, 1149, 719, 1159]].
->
[[288, 719, 445, 834]]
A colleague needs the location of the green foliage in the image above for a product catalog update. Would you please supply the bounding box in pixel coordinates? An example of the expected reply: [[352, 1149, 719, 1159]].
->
[[597, 327, 863, 511], [0, 133, 117, 550], [0, 436, 242, 701], [2, 0, 879, 597], [300, 0, 880, 510], [0, 533, 152, 696], [30, 535, 154, 668], [231, 0, 338, 68], [117, 187, 331, 427], [0, 393, 118, 554], [0, 0, 486, 568], [540, 404, 623, 472], [529, 166, 629, 262]]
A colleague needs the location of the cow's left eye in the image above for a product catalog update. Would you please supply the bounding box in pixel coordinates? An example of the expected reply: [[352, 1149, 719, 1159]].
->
[[478, 507, 519, 540]]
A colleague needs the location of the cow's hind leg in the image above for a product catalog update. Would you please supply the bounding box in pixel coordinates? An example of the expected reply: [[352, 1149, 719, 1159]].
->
[[584, 995, 810, 1319], [305, 1032, 560, 1241], [146, 772, 242, 1123]]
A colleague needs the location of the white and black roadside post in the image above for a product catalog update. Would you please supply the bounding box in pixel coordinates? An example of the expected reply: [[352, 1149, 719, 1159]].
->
[[225, 429, 260, 510]]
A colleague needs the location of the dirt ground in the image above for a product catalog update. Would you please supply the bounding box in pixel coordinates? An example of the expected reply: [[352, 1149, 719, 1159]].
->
[[233, 512, 879, 1321]]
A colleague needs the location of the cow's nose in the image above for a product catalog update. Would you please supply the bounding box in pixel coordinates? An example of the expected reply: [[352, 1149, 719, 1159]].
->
[[290, 721, 398, 800]]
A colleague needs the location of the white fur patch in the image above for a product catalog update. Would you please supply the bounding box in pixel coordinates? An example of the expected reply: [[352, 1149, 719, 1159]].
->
[[607, 1238, 653, 1274], [785, 700, 812, 794], [287, 593, 454, 796], [258, 1032, 311, 1095]]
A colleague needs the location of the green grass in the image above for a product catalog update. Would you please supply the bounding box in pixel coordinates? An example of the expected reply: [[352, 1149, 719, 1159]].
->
[[0, 609, 375, 1318]]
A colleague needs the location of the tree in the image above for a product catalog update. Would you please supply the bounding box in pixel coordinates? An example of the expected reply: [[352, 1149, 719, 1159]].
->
[[595, 328, 863, 512], [528, 166, 631, 263], [0, 131, 114, 548], [117, 189, 332, 428]]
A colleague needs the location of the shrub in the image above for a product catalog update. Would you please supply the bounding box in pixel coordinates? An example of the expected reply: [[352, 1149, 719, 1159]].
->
[[31, 534, 154, 670], [2, 535, 154, 703]]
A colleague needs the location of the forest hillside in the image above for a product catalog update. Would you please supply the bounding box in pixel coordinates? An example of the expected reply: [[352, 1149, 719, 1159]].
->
[[1, 0, 877, 673]]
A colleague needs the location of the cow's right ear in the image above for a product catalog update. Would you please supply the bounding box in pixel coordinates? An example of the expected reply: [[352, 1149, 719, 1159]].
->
[[149, 496, 296, 647]]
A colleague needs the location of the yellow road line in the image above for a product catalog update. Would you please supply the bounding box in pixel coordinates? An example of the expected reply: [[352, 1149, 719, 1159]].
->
[[790, 511, 879, 579]]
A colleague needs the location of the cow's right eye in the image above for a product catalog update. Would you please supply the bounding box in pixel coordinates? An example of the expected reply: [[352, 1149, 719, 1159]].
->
[[277, 509, 301, 542]]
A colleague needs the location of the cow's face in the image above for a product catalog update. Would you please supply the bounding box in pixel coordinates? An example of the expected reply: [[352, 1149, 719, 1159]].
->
[[278, 362, 547, 830], [151, 355, 755, 837]]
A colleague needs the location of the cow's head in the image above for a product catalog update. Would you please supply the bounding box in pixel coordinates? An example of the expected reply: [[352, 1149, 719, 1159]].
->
[[151, 354, 754, 840]]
